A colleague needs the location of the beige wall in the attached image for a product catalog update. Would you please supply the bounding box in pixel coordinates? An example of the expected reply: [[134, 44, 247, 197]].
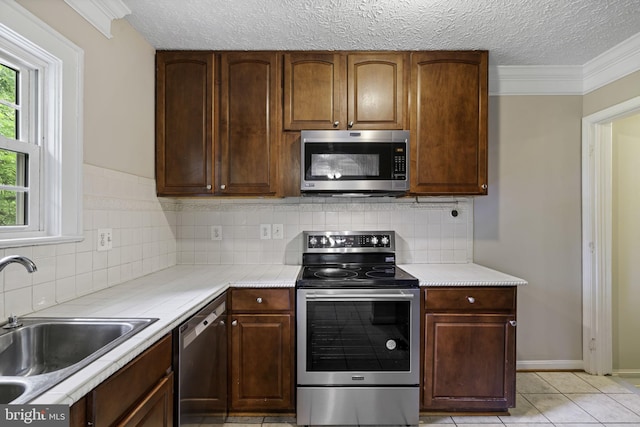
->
[[584, 70, 640, 116], [17, 0, 156, 179], [612, 113, 640, 371], [474, 96, 584, 364]]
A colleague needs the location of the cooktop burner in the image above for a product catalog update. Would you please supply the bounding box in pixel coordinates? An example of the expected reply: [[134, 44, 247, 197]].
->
[[297, 264, 418, 288], [297, 231, 419, 289]]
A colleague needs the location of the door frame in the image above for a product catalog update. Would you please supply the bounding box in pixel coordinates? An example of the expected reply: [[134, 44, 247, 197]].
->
[[582, 96, 640, 375]]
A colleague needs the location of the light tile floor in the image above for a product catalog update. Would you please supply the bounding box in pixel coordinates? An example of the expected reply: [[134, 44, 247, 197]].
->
[[191, 372, 640, 427]]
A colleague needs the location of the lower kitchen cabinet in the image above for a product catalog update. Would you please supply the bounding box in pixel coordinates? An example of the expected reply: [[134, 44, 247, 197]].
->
[[228, 288, 295, 413], [422, 287, 516, 412], [87, 334, 173, 426]]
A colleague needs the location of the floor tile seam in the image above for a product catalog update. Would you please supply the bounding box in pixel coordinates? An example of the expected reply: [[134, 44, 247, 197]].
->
[[527, 372, 562, 394], [563, 391, 640, 421], [517, 393, 556, 425]]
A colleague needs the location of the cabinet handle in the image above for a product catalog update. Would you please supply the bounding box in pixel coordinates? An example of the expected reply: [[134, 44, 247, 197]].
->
[[348, 121, 354, 128], [333, 121, 339, 128], [206, 184, 212, 190], [509, 320, 517, 327], [467, 296, 475, 304], [256, 297, 263, 304], [220, 184, 226, 190], [231, 320, 238, 326]]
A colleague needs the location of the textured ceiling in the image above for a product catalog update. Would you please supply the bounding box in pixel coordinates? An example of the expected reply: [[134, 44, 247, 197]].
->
[[122, 0, 640, 66]]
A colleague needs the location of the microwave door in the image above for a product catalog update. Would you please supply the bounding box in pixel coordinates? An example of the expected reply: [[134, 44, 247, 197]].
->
[[301, 139, 408, 194]]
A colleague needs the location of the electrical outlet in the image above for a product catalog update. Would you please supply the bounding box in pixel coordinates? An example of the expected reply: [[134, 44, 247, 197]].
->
[[272, 224, 283, 239], [260, 224, 271, 240], [97, 228, 112, 251], [211, 225, 222, 241]]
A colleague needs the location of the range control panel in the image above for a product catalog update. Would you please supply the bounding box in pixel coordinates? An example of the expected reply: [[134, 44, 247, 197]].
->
[[304, 231, 395, 251]]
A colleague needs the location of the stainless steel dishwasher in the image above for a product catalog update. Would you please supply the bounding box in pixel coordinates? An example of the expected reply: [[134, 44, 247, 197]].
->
[[174, 293, 227, 426]]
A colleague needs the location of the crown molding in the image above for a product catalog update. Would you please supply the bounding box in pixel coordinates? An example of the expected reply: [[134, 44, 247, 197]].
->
[[491, 32, 640, 96], [583, 32, 640, 94], [489, 65, 583, 96], [63, 0, 130, 39]]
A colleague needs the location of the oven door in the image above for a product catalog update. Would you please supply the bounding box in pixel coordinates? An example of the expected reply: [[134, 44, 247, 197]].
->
[[297, 287, 420, 386]]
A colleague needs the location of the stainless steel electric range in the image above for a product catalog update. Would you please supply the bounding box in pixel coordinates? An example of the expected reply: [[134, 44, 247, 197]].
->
[[296, 231, 420, 426]]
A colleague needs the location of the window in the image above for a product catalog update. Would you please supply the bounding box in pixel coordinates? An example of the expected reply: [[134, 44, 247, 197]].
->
[[0, 2, 83, 248], [0, 56, 41, 232]]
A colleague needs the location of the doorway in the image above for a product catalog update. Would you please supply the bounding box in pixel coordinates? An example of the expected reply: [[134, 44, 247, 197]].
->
[[582, 96, 640, 376], [612, 113, 640, 382]]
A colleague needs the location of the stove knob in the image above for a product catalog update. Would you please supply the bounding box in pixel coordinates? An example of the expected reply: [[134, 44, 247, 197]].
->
[[371, 236, 379, 245], [320, 237, 328, 246], [381, 236, 390, 246], [309, 237, 318, 246]]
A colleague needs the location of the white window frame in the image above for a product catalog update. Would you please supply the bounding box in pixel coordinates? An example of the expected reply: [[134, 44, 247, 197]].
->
[[0, 52, 42, 233], [0, 1, 83, 248]]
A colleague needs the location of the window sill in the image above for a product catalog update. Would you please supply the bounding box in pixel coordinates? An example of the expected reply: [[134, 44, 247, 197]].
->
[[0, 235, 84, 249]]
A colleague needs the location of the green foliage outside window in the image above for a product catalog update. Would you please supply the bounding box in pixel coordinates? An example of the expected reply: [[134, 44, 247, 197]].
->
[[0, 63, 21, 226]]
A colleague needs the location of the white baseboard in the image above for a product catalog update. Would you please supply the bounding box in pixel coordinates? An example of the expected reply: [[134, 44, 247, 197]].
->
[[517, 360, 584, 371], [613, 369, 640, 376]]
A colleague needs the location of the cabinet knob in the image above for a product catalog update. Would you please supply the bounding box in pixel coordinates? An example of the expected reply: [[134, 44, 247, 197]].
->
[[220, 184, 226, 190], [348, 121, 354, 128], [206, 185, 212, 190], [333, 121, 339, 128], [509, 320, 517, 327], [220, 320, 225, 326], [256, 297, 263, 304], [467, 296, 475, 304], [481, 184, 488, 190], [231, 320, 238, 326]]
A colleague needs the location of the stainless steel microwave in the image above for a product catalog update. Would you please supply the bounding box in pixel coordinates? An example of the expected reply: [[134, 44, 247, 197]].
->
[[300, 130, 410, 196]]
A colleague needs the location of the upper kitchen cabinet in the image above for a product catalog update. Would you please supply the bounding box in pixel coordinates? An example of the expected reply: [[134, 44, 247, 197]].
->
[[283, 52, 407, 130], [156, 51, 216, 196], [409, 51, 488, 195], [219, 52, 280, 195]]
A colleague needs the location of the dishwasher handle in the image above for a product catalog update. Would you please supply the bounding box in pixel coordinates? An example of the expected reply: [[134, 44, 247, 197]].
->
[[182, 302, 226, 350]]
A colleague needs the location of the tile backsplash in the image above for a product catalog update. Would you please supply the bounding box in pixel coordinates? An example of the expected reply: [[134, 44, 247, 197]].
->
[[0, 165, 177, 320], [0, 165, 473, 319], [170, 196, 473, 266]]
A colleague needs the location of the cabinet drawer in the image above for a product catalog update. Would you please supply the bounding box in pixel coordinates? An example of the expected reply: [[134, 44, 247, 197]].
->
[[425, 287, 516, 312], [230, 288, 292, 312]]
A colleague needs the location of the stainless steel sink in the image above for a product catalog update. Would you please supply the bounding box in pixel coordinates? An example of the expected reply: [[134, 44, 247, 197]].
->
[[0, 317, 157, 403], [0, 381, 27, 404]]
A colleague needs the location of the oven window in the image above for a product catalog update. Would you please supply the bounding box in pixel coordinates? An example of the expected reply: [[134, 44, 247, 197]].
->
[[306, 300, 411, 372]]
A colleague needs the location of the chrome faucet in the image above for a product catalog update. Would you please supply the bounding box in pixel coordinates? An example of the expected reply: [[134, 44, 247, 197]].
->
[[0, 255, 37, 273], [0, 256, 37, 329]]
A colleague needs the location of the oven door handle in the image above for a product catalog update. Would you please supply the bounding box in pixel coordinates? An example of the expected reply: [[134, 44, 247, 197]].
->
[[304, 293, 416, 301]]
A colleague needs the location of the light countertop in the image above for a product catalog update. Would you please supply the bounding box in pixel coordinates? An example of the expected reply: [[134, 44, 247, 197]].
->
[[24, 262, 525, 406], [400, 263, 527, 287]]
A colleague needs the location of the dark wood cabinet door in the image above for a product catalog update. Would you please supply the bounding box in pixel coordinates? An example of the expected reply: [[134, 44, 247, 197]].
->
[[410, 51, 488, 195], [283, 52, 344, 130], [156, 51, 215, 195], [90, 335, 173, 426], [117, 373, 174, 427], [229, 314, 293, 412], [423, 313, 516, 411], [347, 53, 407, 130], [219, 52, 280, 196], [69, 396, 87, 427]]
